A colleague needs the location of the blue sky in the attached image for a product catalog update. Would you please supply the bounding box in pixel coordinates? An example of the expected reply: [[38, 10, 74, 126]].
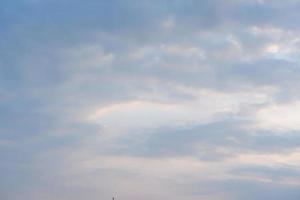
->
[[1, 0, 300, 199]]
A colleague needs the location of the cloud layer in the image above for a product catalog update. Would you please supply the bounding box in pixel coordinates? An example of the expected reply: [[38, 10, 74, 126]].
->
[[1, 0, 300, 199]]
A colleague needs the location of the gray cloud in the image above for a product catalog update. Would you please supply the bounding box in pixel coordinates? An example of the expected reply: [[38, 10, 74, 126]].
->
[[113, 120, 300, 159]]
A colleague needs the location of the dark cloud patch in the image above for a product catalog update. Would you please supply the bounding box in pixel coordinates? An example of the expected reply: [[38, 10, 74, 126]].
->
[[230, 58, 300, 86], [113, 121, 300, 159]]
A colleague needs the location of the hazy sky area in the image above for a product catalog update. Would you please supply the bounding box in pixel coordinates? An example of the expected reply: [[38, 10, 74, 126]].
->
[[1, 0, 300, 199]]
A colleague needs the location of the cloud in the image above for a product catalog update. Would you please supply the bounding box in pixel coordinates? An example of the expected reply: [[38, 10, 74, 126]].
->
[[255, 101, 300, 131], [1, 0, 300, 200]]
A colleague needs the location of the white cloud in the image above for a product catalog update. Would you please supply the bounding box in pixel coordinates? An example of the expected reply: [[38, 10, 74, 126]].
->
[[88, 88, 275, 132], [129, 44, 206, 62], [255, 101, 300, 131]]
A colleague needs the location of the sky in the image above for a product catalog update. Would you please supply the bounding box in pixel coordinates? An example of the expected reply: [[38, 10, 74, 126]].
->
[[1, 0, 300, 199]]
